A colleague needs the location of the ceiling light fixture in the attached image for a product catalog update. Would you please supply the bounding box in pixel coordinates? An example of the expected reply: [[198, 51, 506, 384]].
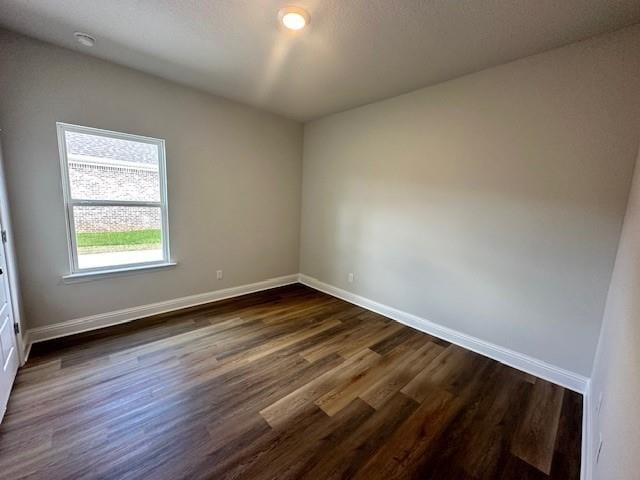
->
[[278, 6, 310, 31], [74, 32, 96, 47]]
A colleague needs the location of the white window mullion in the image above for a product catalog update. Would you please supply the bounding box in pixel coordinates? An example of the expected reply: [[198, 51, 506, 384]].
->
[[68, 199, 163, 208]]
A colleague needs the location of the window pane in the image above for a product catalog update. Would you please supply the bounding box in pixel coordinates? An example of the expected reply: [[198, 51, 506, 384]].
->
[[65, 130, 160, 202], [73, 206, 164, 269]]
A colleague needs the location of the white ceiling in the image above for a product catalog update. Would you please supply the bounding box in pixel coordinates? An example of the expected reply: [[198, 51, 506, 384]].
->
[[1, 1, 639, 121]]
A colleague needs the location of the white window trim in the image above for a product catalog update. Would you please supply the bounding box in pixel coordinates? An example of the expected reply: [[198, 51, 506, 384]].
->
[[62, 261, 177, 284], [56, 122, 172, 277]]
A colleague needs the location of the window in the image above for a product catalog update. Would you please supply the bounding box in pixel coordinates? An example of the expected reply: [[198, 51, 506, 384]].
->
[[57, 123, 171, 276]]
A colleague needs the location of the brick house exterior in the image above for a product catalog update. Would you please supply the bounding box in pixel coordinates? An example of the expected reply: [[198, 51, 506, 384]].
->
[[65, 131, 161, 233]]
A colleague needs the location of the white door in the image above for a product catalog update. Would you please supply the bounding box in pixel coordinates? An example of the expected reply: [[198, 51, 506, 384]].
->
[[0, 218, 18, 422]]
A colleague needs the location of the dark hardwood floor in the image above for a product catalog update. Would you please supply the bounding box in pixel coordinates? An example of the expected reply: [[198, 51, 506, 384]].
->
[[0, 284, 582, 479]]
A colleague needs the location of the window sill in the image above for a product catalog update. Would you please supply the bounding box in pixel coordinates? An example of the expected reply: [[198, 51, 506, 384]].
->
[[62, 262, 177, 284]]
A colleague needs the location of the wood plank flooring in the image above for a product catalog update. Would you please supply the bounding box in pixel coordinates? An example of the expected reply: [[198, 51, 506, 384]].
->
[[0, 284, 582, 479]]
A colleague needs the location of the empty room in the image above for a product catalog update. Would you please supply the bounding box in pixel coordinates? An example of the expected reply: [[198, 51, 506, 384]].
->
[[0, 1, 639, 479]]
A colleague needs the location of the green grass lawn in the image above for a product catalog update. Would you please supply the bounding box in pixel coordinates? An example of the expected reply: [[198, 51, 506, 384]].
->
[[77, 229, 162, 248]]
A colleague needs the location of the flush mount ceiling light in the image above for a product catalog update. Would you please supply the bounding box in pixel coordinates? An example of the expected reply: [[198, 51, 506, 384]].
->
[[73, 32, 96, 47], [278, 6, 310, 31]]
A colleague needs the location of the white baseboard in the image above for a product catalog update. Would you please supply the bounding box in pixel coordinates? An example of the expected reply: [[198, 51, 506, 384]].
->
[[299, 274, 589, 394], [26, 274, 299, 347], [21, 331, 32, 364], [26, 272, 589, 394]]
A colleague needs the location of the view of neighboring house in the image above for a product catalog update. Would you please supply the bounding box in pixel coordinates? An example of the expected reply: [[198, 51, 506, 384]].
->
[[65, 131, 163, 269]]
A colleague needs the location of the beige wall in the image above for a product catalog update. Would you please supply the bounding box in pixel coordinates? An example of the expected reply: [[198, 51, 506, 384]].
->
[[0, 29, 303, 329], [2, 22, 640, 382], [300, 25, 640, 376], [589, 145, 640, 480]]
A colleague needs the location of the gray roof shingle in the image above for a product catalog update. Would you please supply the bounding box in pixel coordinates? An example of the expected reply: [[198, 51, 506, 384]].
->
[[65, 131, 158, 166]]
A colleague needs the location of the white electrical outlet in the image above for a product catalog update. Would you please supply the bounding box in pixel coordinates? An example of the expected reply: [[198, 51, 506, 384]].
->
[[348, 273, 354, 283], [216, 270, 223, 280]]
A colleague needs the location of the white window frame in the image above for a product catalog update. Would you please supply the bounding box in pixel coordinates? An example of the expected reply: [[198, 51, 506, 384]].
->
[[57, 122, 172, 277]]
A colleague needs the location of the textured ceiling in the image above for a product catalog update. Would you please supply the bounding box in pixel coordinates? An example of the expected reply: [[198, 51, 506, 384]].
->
[[1, 0, 639, 121]]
